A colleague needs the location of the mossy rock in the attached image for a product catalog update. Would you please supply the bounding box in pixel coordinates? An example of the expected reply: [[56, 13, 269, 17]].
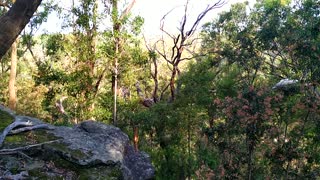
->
[[0, 109, 14, 131], [0, 105, 154, 179]]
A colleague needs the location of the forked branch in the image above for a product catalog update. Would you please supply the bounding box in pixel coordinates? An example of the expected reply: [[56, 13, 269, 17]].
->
[[156, 0, 226, 101]]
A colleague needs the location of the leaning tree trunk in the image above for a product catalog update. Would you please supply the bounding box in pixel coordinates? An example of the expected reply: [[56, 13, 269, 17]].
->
[[0, 0, 42, 59]]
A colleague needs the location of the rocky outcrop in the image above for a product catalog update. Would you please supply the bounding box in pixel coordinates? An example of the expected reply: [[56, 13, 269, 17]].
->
[[0, 105, 154, 179]]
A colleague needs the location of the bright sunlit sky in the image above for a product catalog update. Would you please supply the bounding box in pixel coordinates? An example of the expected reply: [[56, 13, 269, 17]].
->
[[133, 0, 256, 39], [39, 0, 256, 39]]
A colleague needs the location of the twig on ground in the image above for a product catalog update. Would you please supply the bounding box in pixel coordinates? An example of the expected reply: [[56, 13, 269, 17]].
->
[[0, 139, 61, 153]]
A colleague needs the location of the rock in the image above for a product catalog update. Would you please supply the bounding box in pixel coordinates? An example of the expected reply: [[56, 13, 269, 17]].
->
[[0, 105, 155, 179], [124, 146, 155, 180]]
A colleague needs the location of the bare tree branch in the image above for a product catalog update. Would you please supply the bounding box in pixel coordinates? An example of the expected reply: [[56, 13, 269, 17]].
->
[[179, 0, 189, 39], [160, 7, 179, 39], [119, 0, 136, 20], [160, 83, 170, 101], [154, 0, 226, 101], [186, 0, 226, 37], [144, 36, 160, 102]]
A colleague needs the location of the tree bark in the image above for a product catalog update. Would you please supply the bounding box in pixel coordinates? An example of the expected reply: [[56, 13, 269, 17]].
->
[[8, 39, 18, 110], [0, 0, 42, 60], [111, 0, 119, 125], [169, 66, 178, 102]]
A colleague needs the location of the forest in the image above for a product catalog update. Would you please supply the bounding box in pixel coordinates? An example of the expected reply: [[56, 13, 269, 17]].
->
[[0, 0, 319, 179]]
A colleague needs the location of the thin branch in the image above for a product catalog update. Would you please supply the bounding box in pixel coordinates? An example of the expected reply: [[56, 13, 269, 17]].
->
[[186, 0, 226, 37], [93, 67, 108, 98], [119, 0, 136, 20], [180, 0, 189, 39], [171, 36, 179, 61], [179, 56, 195, 61], [182, 37, 202, 47], [155, 42, 171, 64], [0, 140, 61, 153], [160, 6, 180, 39], [160, 83, 170, 101]]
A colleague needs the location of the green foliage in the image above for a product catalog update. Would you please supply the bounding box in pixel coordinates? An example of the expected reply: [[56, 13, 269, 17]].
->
[[2, 0, 319, 179], [215, 64, 240, 98], [43, 34, 65, 56], [131, 16, 144, 35]]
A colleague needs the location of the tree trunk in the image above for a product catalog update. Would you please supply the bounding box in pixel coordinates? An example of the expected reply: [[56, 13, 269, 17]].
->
[[0, 0, 42, 59], [8, 39, 18, 110], [113, 57, 118, 125], [152, 56, 159, 102], [111, 0, 119, 125], [110, 0, 136, 125], [169, 66, 178, 102]]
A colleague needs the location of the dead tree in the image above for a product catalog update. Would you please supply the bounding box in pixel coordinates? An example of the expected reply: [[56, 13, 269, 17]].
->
[[55, 96, 68, 115], [155, 0, 226, 102]]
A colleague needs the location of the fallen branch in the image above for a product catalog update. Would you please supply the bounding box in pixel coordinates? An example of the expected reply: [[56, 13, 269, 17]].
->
[[0, 139, 61, 153], [0, 120, 33, 147], [1, 117, 55, 148], [9, 124, 55, 135]]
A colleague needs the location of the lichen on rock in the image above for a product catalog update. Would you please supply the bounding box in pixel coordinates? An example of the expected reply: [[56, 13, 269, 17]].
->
[[0, 105, 155, 179]]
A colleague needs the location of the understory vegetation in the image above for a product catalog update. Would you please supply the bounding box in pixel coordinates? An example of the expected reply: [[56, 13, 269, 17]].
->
[[0, 0, 319, 179]]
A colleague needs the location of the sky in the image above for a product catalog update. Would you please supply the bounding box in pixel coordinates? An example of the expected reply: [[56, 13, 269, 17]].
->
[[39, 0, 256, 39], [132, 0, 256, 39]]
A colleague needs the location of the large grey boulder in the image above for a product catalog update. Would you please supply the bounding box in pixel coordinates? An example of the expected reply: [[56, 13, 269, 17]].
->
[[0, 105, 154, 179]]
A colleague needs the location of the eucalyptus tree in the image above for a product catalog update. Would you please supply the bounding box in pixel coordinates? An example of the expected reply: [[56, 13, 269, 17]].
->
[[0, 0, 42, 59], [0, 0, 50, 111], [36, 0, 147, 124], [109, 0, 137, 125], [198, 0, 320, 178], [0, 0, 18, 110], [35, 0, 105, 123]]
